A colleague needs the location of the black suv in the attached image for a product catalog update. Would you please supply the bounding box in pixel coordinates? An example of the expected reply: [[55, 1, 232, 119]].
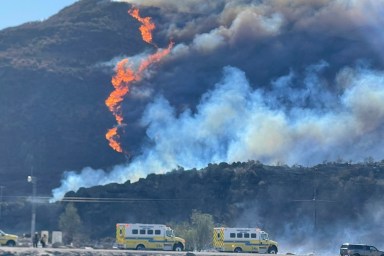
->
[[340, 243, 384, 256]]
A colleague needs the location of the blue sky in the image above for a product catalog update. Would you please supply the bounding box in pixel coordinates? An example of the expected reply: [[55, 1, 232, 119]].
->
[[0, 0, 78, 30]]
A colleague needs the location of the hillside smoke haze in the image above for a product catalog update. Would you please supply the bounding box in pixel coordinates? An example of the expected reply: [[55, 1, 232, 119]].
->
[[52, 0, 384, 201]]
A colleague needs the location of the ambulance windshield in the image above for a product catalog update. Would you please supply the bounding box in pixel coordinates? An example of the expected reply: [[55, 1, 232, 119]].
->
[[166, 229, 175, 237], [260, 233, 268, 240]]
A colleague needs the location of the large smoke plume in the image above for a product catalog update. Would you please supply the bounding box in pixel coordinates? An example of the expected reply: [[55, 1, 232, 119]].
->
[[54, 0, 384, 187], [52, 2, 384, 246], [50, 1, 384, 253], [52, 62, 384, 196]]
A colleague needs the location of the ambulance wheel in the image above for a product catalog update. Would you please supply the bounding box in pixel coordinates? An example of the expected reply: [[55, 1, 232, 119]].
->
[[234, 247, 242, 253], [136, 244, 145, 250], [173, 243, 183, 251], [6, 240, 16, 247], [268, 246, 277, 254]]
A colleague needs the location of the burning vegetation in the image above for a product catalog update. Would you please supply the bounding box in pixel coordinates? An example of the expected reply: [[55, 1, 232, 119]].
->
[[105, 7, 173, 153]]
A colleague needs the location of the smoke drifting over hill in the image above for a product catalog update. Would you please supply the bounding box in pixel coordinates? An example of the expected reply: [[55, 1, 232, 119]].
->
[[52, 0, 384, 202]]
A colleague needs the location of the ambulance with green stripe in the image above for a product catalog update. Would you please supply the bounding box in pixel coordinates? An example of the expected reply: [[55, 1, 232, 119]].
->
[[116, 223, 185, 251], [213, 227, 278, 254]]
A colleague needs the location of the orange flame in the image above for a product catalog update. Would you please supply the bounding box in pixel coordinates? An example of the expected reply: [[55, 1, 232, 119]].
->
[[105, 59, 133, 124], [138, 41, 174, 76], [128, 7, 155, 45], [106, 127, 123, 153], [105, 7, 174, 153]]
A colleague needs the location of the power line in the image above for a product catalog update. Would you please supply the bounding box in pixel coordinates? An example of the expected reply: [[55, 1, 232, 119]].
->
[[58, 197, 188, 203], [1, 195, 189, 203]]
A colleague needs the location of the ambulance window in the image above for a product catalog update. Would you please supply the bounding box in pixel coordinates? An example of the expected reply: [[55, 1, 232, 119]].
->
[[237, 233, 243, 238], [251, 233, 257, 238], [132, 229, 138, 235], [155, 230, 161, 235], [217, 233, 221, 238], [230, 233, 235, 238], [148, 230, 154, 235], [244, 233, 250, 238], [140, 229, 146, 235]]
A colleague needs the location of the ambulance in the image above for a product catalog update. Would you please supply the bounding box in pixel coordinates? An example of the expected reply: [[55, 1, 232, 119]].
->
[[116, 223, 185, 251], [213, 227, 278, 254], [0, 229, 18, 247]]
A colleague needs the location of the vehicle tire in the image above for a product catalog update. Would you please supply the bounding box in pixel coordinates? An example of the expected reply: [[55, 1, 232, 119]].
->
[[268, 246, 278, 254], [234, 247, 242, 253], [173, 243, 184, 251], [353, 254, 360, 256], [136, 244, 145, 250], [6, 240, 16, 247]]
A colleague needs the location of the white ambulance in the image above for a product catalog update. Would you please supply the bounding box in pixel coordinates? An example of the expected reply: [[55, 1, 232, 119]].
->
[[116, 223, 185, 251], [213, 227, 278, 254]]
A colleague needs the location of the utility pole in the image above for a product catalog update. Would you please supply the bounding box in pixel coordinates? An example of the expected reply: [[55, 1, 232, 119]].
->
[[27, 176, 37, 243], [292, 169, 335, 255], [0, 185, 4, 227]]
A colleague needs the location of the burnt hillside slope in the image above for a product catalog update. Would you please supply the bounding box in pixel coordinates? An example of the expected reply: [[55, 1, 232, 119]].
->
[[0, 0, 153, 195]]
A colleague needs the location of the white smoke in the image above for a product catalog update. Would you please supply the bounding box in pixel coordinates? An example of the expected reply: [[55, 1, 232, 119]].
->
[[52, 63, 384, 201], [277, 198, 384, 255], [235, 196, 384, 255]]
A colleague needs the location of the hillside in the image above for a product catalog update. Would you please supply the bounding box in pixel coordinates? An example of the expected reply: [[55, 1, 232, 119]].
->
[[71, 161, 384, 243]]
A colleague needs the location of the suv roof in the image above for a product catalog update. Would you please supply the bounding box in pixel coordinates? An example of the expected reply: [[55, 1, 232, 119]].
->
[[341, 243, 368, 248]]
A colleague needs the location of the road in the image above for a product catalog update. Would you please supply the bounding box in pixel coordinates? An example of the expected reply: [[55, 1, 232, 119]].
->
[[0, 247, 307, 256]]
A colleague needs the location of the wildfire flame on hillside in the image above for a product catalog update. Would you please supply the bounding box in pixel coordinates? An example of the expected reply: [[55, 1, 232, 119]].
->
[[105, 7, 173, 153], [128, 7, 155, 45]]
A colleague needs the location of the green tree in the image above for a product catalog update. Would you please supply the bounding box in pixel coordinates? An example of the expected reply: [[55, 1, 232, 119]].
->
[[190, 210, 214, 251], [171, 211, 214, 251], [58, 203, 82, 245], [172, 221, 196, 251]]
